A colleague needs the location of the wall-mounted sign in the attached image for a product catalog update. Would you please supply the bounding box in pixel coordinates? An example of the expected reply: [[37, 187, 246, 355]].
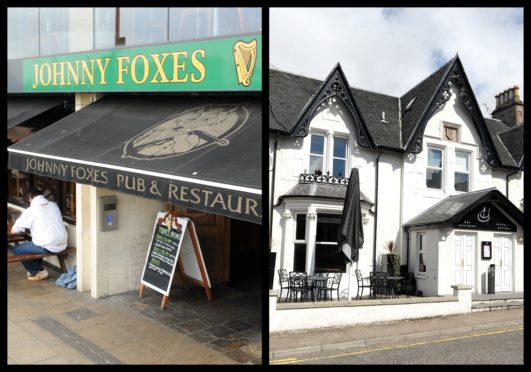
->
[[481, 241, 492, 260], [10, 34, 261, 93], [456, 203, 516, 232]]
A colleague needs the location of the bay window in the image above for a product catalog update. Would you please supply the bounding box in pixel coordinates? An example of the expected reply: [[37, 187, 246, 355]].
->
[[314, 213, 346, 272]]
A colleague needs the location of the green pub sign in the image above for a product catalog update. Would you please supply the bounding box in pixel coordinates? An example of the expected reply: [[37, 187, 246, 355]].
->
[[22, 34, 261, 92]]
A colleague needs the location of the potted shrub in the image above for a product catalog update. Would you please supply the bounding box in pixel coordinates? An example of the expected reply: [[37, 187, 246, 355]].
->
[[383, 240, 401, 276]]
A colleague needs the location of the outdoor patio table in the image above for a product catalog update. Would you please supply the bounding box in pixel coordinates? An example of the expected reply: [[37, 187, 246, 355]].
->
[[308, 275, 328, 301], [387, 276, 404, 298]]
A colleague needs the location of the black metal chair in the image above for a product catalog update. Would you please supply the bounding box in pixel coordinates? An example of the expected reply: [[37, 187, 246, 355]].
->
[[311, 272, 329, 301], [400, 272, 415, 298], [277, 269, 290, 302], [355, 269, 371, 300], [370, 272, 389, 299], [288, 272, 310, 302], [317, 272, 342, 301]]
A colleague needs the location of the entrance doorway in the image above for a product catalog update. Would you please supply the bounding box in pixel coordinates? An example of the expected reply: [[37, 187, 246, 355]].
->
[[493, 234, 512, 292], [454, 233, 475, 288]]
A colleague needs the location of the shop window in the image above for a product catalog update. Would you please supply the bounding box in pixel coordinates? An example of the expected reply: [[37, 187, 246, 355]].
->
[[169, 8, 211, 42], [455, 151, 470, 192], [40, 8, 94, 56], [315, 213, 346, 272], [7, 171, 76, 223], [94, 8, 116, 50], [309, 133, 348, 178], [119, 8, 168, 46], [293, 214, 307, 272], [426, 147, 443, 189], [418, 233, 426, 274], [8, 7, 39, 60]]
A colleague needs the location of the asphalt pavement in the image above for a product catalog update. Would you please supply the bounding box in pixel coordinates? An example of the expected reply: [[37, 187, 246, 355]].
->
[[269, 307, 523, 360]]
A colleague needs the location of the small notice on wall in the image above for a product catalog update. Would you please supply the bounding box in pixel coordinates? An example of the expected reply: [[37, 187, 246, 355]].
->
[[140, 211, 211, 308]]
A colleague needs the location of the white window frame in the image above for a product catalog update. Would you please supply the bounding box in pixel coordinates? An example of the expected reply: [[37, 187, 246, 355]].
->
[[426, 146, 444, 190], [331, 136, 348, 178], [309, 133, 326, 175], [454, 150, 470, 193], [308, 131, 349, 178]]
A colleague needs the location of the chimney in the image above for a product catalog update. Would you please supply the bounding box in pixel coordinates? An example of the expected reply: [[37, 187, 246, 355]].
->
[[491, 85, 524, 127]]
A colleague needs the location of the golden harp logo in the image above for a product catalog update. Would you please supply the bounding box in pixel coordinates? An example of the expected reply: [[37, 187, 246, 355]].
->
[[233, 39, 257, 87], [122, 104, 249, 160]]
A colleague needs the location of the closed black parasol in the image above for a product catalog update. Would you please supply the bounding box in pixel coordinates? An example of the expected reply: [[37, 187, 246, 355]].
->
[[338, 168, 364, 262]]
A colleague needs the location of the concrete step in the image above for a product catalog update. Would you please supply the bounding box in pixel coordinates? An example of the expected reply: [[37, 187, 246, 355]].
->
[[471, 299, 523, 312]]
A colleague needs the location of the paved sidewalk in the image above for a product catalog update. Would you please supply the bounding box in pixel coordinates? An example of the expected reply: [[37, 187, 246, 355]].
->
[[7, 262, 258, 364], [269, 308, 523, 359]]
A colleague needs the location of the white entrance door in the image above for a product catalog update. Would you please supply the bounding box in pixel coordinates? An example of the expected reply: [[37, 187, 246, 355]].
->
[[493, 235, 512, 292], [454, 233, 475, 287]]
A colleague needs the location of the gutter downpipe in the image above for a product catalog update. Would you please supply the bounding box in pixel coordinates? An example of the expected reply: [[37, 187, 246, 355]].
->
[[269, 133, 279, 241], [372, 149, 383, 273], [405, 227, 410, 269]]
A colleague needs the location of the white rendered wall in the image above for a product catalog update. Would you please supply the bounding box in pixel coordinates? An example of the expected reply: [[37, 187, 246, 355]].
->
[[270, 100, 378, 294], [89, 187, 164, 298]]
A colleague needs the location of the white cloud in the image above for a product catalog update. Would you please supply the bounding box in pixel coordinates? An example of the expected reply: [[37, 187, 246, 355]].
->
[[270, 7, 524, 116]]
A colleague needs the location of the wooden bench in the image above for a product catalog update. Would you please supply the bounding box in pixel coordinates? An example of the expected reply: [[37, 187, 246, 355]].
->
[[8, 247, 76, 273]]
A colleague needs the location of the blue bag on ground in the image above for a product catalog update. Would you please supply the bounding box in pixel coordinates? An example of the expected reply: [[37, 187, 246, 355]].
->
[[56, 265, 77, 289]]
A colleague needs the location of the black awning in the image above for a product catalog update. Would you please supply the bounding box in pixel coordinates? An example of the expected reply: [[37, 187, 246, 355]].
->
[[8, 94, 262, 224], [8, 96, 68, 128]]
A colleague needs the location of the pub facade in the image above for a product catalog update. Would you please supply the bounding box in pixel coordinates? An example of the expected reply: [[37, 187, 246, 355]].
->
[[269, 55, 523, 297], [8, 7, 262, 299]]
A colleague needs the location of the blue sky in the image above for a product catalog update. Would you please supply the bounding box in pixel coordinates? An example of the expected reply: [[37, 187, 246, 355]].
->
[[270, 8, 524, 116]]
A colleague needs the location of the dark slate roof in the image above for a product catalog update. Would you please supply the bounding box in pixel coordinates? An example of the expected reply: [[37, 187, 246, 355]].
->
[[269, 56, 523, 170], [484, 118, 518, 168], [403, 187, 523, 228], [279, 182, 373, 205], [270, 69, 322, 134], [498, 124, 524, 167], [350, 88, 401, 149], [400, 57, 455, 148]]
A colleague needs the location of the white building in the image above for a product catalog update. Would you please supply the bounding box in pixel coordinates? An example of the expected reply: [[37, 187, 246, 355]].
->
[[269, 55, 524, 298]]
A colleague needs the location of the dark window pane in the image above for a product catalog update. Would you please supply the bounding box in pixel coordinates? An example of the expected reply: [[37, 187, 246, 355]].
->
[[295, 214, 306, 240], [428, 148, 442, 168], [333, 137, 347, 158], [8, 170, 31, 206], [455, 172, 469, 192], [333, 159, 345, 178], [426, 169, 442, 189], [294, 243, 306, 272], [315, 244, 346, 272], [316, 213, 341, 242], [310, 134, 324, 155]]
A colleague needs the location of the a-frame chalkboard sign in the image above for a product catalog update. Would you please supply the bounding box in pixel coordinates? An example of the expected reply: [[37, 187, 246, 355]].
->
[[139, 211, 212, 309]]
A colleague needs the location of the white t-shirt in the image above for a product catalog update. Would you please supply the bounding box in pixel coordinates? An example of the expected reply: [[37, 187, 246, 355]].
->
[[11, 195, 68, 252]]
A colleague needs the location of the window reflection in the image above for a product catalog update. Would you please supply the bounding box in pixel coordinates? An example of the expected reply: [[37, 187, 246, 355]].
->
[[40, 8, 93, 56], [119, 8, 168, 47], [169, 8, 211, 42], [8, 8, 39, 59], [95, 8, 116, 50]]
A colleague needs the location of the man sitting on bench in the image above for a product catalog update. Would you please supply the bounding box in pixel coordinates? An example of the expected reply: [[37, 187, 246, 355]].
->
[[10, 188, 68, 282]]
